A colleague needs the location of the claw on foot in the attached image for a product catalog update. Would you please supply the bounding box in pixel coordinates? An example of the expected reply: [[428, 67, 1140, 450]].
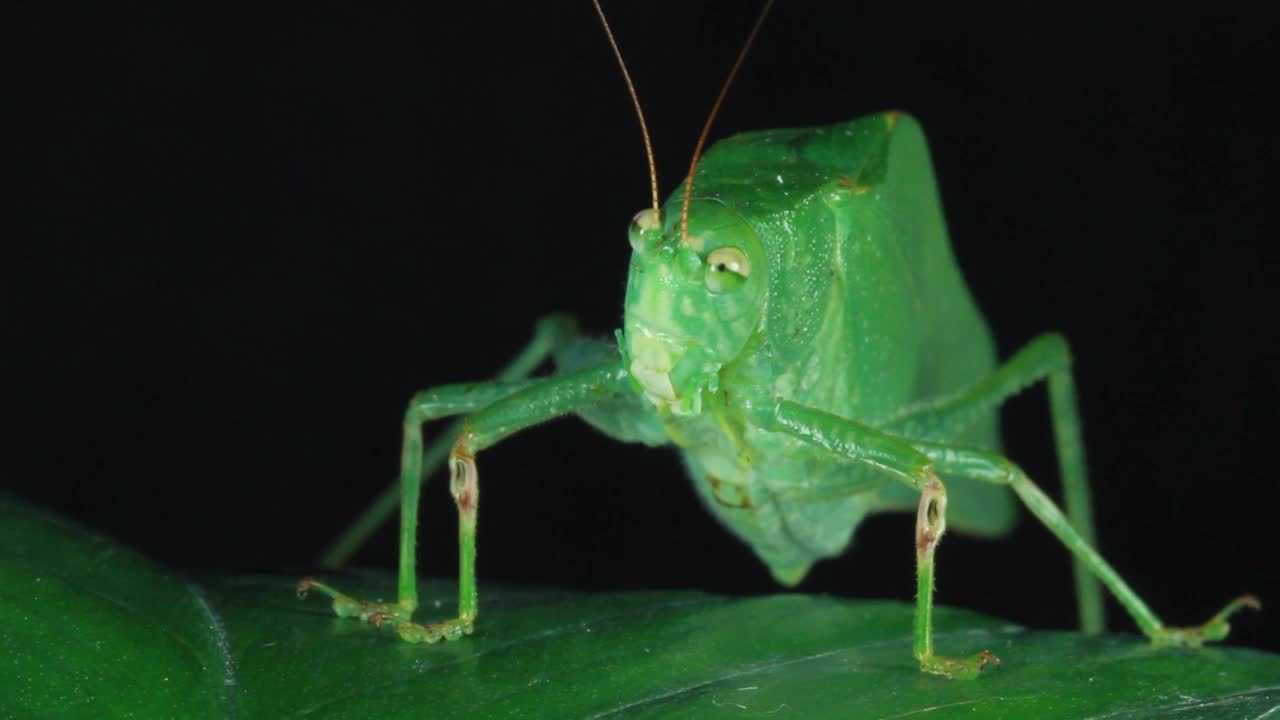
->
[[920, 649, 1001, 680], [1151, 594, 1261, 648], [295, 576, 408, 621], [296, 576, 475, 644], [296, 577, 317, 599]]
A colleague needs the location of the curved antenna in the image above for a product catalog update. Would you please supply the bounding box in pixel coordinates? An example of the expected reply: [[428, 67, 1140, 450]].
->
[[592, 0, 662, 224], [681, 0, 775, 244]]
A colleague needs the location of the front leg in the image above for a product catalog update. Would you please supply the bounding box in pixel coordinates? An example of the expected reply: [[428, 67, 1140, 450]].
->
[[318, 313, 580, 568], [768, 401, 1000, 679], [886, 333, 1103, 635], [300, 362, 632, 642], [910, 441, 1259, 647]]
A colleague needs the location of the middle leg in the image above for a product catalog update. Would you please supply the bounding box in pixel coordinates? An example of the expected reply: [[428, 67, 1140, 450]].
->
[[768, 400, 1001, 678], [318, 314, 580, 567]]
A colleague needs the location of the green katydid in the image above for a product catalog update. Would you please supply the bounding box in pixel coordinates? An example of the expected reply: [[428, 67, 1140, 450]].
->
[[298, 1, 1258, 679]]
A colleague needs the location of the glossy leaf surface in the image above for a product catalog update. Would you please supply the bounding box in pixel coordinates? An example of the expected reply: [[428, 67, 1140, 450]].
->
[[0, 496, 234, 717], [3, 496, 1277, 719]]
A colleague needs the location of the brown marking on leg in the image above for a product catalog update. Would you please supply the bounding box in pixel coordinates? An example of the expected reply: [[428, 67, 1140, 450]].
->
[[449, 439, 479, 519], [296, 578, 317, 599], [976, 650, 1001, 670], [916, 477, 947, 557]]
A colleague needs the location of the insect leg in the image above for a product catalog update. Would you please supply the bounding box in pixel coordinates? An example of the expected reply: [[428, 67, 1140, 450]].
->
[[911, 440, 1259, 647], [768, 401, 1000, 679], [319, 314, 580, 567], [298, 378, 542, 632], [913, 475, 1001, 679], [887, 333, 1103, 634], [301, 362, 631, 643]]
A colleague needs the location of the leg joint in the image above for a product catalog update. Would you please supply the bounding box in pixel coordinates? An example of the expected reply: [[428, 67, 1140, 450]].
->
[[1035, 332, 1073, 369], [534, 313, 578, 346], [406, 388, 468, 422], [916, 476, 948, 556]]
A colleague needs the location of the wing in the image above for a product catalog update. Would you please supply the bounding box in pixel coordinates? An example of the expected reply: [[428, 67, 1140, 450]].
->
[[872, 114, 1013, 534], [675, 114, 1014, 535]]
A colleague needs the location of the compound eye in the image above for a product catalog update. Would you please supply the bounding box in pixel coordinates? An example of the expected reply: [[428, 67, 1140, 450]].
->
[[629, 208, 661, 253], [705, 247, 750, 292], [632, 208, 660, 231]]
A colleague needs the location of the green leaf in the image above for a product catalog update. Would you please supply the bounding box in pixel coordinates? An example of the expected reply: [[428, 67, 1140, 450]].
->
[[0, 496, 236, 718], [3, 495, 1278, 719]]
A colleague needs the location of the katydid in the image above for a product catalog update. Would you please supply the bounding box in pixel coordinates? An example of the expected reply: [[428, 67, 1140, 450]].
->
[[298, 1, 1257, 679]]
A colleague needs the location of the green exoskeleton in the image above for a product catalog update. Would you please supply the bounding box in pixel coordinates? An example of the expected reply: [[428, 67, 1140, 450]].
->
[[299, 2, 1256, 679]]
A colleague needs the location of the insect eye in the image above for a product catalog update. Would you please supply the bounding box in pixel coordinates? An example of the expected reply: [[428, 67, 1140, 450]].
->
[[705, 247, 751, 292], [629, 209, 662, 253], [632, 208, 660, 231]]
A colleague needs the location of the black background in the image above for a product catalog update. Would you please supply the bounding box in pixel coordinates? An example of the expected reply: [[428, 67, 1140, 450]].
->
[[10, 2, 1278, 653]]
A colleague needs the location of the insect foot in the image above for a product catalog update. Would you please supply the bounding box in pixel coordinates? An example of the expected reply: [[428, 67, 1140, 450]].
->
[[1148, 594, 1261, 648], [384, 616, 475, 644], [920, 651, 1002, 681], [297, 577, 412, 623], [296, 577, 474, 643]]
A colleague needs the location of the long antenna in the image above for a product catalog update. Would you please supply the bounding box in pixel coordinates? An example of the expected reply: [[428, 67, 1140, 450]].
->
[[681, 0, 775, 244], [592, 0, 662, 223]]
